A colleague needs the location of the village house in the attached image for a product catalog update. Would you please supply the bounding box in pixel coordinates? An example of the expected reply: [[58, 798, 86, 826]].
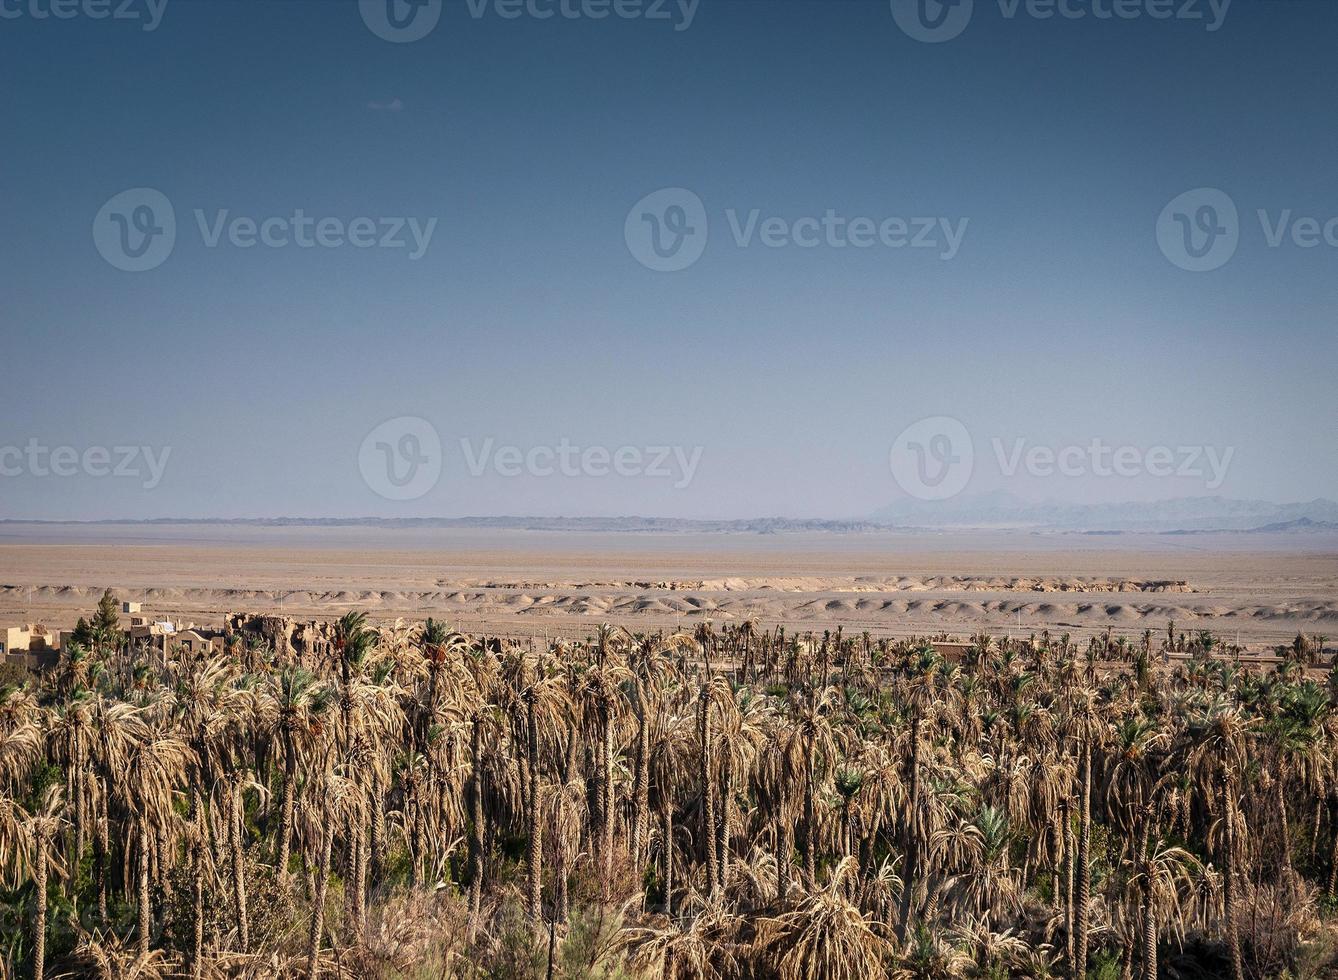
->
[[1, 624, 62, 670], [127, 616, 223, 655]]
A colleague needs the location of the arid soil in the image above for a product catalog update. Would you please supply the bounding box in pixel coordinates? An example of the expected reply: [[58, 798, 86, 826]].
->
[[1, 525, 1335, 648]]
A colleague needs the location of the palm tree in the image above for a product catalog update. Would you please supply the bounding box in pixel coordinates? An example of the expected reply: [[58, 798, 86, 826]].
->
[[898, 645, 945, 943], [266, 666, 330, 885], [301, 769, 356, 980], [516, 651, 571, 925], [120, 723, 196, 957], [579, 626, 632, 894], [1183, 696, 1252, 980], [753, 857, 893, 980], [18, 786, 65, 980], [1062, 684, 1104, 978], [1127, 839, 1200, 980]]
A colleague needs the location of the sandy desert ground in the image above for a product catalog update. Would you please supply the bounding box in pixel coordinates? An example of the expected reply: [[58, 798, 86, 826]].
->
[[1, 524, 1335, 650]]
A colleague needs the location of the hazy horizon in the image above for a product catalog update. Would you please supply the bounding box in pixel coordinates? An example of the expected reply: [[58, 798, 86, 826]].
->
[[4, 0, 1336, 521]]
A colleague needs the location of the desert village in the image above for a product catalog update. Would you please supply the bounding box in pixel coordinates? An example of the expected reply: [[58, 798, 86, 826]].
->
[[1, 595, 346, 673]]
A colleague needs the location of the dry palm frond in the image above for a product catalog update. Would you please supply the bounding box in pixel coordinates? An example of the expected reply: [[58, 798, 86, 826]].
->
[[752, 857, 894, 980], [626, 908, 739, 980], [53, 931, 169, 980]]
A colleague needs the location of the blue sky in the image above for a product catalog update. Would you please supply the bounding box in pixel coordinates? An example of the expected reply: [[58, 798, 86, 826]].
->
[[1, 0, 1335, 519]]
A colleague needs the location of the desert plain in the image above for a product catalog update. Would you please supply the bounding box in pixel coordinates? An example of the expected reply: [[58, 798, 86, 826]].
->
[[2, 523, 1335, 650]]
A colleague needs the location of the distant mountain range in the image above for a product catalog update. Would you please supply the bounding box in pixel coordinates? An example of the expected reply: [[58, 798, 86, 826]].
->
[[4, 498, 1336, 535], [871, 493, 1338, 532], [0, 516, 879, 534]]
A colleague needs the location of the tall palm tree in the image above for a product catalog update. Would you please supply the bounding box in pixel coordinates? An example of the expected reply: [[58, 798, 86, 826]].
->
[[301, 768, 356, 980], [1062, 684, 1104, 978], [516, 652, 571, 925], [19, 786, 65, 980], [1183, 696, 1252, 980], [898, 645, 946, 943], [121, 723, 195, 957], [265, 666, 330, 885]]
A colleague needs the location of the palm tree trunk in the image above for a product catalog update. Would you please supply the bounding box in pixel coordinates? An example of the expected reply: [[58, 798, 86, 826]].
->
[[95, 799, 109, 923], [72, 761, 85, 876], [32, 832, 47, 980], [1221, 778, 1246, 980], [803, 745, 817, 885], [777, 815, 793, 904], [1328, 792, 1338, 897], [409, 789, 422, 889], [698, 687, 717, 896], [1275, 774, 1294, 881], [1310, 798, 1323, 863], [230, 783, 250, 951], [1075, 740, 1092, 977], [192, 845, 205, 980], [631, 700, 649, 866], [469, 717, 486, 933], [716, 753, 731, 891], [602, 711, 615, 893], [525, 696, 543, 925], [305, 821, 335, 980], [662, 804, 674, 916], [897, 712, 923, 945], [1064, 798, 1076, 972], [277, 739, 296, 886], [138, 822, 152, 957], [369, 767, 385, 886], [351, 800, 367, 931], [557, 847, 570, 922], [1142, 874, 1158, 980]]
